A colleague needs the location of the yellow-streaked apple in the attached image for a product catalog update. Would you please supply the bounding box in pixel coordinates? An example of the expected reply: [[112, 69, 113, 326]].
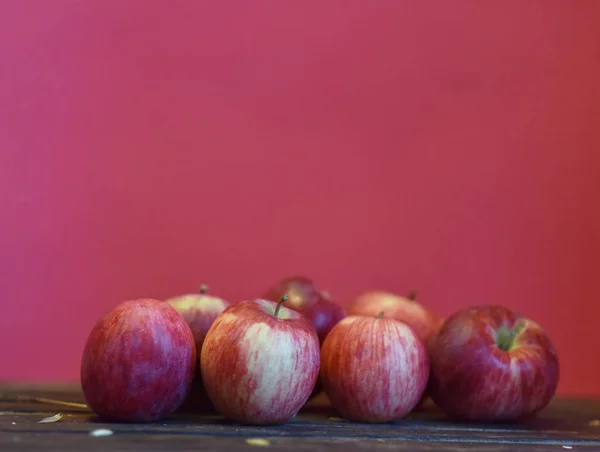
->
[[200, 295, 320, 425]]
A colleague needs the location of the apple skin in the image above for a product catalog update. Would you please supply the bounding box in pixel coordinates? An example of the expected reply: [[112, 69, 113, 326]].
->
[[347, 290, 442, 409], [347, 291, 441, 347], [428, 305, 559, 422], [166, 285, 231, 352], [262, 276, 346, 344], [166, 285, 231, 412], [320, 315, 430, 423], [80, 299, 196, 422], [263, 277, 346, 400], [200, 298, 320, 425]]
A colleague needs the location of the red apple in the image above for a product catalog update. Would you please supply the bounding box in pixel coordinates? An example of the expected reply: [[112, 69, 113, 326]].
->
[[347, 290, 442, 410], [428, 305, 559, 422], [320, 313, 430, 423], [166, 284, 231, 412], [80, 299, 196, 422], [166, 284, 231, 350], [262, 276, 346, 344], [200, 295, 320, 425]]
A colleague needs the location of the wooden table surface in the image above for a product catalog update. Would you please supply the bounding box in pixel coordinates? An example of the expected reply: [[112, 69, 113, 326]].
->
[[1, 384, 600, 451]]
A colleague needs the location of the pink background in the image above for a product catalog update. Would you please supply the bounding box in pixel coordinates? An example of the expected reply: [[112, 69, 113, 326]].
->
[[1, 1, 600, 396]]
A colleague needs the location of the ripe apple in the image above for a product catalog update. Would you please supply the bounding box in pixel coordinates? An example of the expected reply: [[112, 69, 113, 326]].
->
[[200, 295, 320, 425], [428, 305, 559, 422], [347, 290, 442, 409], [320, 313, 430, 423], [262, 276, 346, 344], [166, 284, 231, 412], [166, 284, 231, 349], [81, 299, 196, 422]]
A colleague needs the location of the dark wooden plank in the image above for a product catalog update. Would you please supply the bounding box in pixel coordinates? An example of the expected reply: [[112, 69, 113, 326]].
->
[[3, 433, 600, 452], [1, 384, 600, 450]]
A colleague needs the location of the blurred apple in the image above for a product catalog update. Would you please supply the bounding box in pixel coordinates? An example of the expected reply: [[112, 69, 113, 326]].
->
[[263, 276, 346, 344], [348, 290, 441, 346], [166, 284, 231, 412]]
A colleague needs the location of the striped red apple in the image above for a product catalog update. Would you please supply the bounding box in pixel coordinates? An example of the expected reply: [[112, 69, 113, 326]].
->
[[81, 299, 196, 422], [428, 305, 559, 421], [200, 295, 320, 425], [347, 290, 442, 409], [320, 313, 430, 423]]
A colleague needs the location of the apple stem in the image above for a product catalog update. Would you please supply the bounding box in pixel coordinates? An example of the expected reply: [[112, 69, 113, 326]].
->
[[273, 294, 289, 318], [497, 322, 525, 351], [199, 284, 209, 294], [408, 291, 417, 301], [377, 311, 385, 319]]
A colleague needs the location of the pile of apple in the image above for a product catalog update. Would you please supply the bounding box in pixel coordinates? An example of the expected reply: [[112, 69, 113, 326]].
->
[[80, 276, 559, 425]]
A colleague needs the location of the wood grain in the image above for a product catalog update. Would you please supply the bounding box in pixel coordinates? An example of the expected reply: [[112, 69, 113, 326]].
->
[[1, 384, 600, 451]]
